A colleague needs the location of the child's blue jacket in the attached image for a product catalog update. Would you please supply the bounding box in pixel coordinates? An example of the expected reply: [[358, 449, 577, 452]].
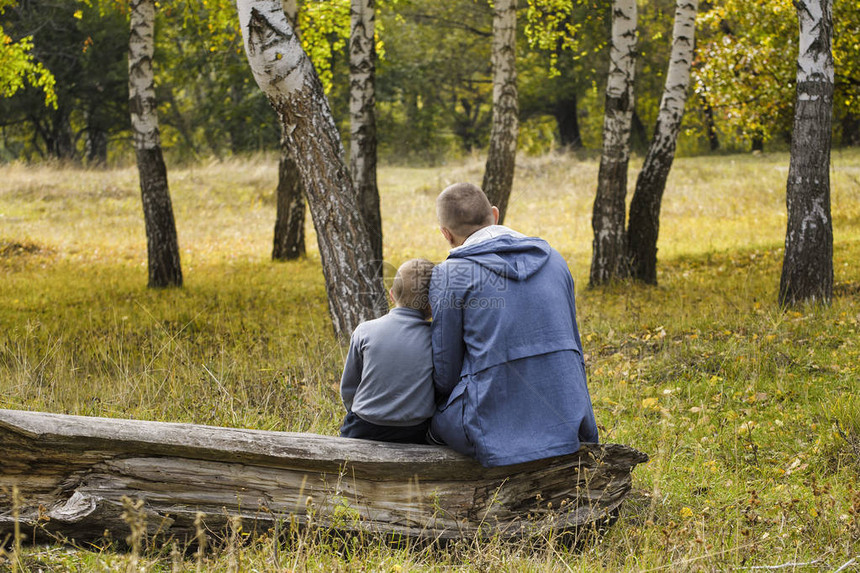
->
[[429, 234, 599, 467]]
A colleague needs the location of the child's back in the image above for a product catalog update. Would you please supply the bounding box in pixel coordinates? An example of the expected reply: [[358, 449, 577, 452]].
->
[[339, 259, 435, 443]]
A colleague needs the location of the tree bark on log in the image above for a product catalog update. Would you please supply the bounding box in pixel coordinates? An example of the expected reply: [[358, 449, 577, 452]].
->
[[129, 0, 182, 288], [779, 0, 834, 306], [272, 0, 306, 262], [350, 0, 383, 266], [589, 0, 637, 286], [0, 409, 648, 543], [482, 0, 519, 224], [626, 0, 698, 285], [238, 0, 387, 338]]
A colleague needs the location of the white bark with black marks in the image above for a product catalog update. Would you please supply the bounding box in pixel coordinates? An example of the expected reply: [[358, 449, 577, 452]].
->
[[129, 0, 182, 288], [272, 0, 305, 261], [779, 0, 834, 305], [627, 0, 698, 285], [590, 0, 637, 286], [482, 0, 519, 224], [350, 0, 382, 265], [238, 0, 387, 337], [129, 0, 159, 152]]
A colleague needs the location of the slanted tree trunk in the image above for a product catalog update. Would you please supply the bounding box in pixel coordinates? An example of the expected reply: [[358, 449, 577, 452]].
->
[[482, 0, 519, 224], [779, 0, 834, 306], [589, 0, 637, 286], [350, 0, 382, 265], [238, 0, 387, 338], [272, 0, 306, 261], [627, 0, 698, 285], [129, 0, 182, 288]]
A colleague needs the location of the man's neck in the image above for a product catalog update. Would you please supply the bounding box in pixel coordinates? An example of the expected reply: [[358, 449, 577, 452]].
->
[[457, 225, 525, 249]]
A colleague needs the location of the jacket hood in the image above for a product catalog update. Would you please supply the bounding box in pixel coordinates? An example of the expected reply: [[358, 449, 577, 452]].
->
[[447, 235, 552, 281]]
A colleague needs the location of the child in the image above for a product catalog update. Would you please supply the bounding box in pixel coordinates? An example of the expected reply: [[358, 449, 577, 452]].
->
[[338, 258, 436, 443]]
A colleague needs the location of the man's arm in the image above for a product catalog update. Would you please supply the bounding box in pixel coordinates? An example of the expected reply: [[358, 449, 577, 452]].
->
[[429, 265, 466, 402], [339, 329, 363, 411], [562, 263, 600, 443]]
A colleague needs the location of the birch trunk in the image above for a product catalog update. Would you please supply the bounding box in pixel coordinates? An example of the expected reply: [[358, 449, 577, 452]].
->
[[626, 0, 698, 285], [272, 0, 306, 261], [272, 129, 306, 260], [238, 0, 387, 337], [779, 0, 834, 305], [129, 0, 182, 288], [589, 0, 637, 286], [350, 0, 383, 265], [482, 0, 519, 224]]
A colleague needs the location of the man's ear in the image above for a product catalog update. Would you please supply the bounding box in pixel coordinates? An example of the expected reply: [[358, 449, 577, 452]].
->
[[440, 227, 455, 245], [388, 287, 395, 305], [491, 206, 500, 224]]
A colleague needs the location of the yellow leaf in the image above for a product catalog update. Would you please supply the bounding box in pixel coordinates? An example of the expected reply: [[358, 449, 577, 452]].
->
[[679, 506, 694, 519]]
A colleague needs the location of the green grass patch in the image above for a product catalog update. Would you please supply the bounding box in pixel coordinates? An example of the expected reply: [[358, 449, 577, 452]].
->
[[1, 150, 859, 570]]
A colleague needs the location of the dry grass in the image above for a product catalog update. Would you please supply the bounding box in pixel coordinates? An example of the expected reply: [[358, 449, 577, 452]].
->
[[1, 149, 859, 570]]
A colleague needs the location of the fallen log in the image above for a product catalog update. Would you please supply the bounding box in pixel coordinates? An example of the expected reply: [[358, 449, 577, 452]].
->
[[0, 409, 648, 543]]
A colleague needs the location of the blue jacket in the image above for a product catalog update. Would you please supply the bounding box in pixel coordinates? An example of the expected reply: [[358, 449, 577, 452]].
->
[[429, 234, 599, 467]]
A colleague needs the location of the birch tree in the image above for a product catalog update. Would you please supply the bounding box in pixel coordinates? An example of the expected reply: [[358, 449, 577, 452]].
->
[[626, 0, 698, 285], [350, 0, 382, 265], [779, 0, 834, 305], [129, 0, 182, 288], [238, 0, 387, 338], [482, 0, 518, 224], [272, 0, 305, 261], [272, 136, 306, 260], [589, 0, 637, 286]]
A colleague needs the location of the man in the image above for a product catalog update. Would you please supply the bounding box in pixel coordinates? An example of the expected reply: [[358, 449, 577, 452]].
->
[[428, 182, 599, 467]]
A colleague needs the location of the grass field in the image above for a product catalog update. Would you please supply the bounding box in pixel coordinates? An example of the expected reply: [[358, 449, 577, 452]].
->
[[1, 149, 859, 571]]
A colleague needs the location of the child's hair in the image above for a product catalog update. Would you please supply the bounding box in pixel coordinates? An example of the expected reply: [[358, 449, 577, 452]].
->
[[392, 258, 435, 310]]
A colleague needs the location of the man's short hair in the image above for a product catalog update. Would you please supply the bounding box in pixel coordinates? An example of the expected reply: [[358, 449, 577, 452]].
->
[[392, 258, 435, 310], [436, 183, 494, 238]]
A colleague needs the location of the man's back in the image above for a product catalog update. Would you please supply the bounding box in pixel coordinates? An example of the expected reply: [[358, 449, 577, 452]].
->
[[430, 234, 599, 467]]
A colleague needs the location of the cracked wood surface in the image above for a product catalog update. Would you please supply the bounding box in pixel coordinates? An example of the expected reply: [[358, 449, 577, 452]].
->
[[0, 409, 648, 542]]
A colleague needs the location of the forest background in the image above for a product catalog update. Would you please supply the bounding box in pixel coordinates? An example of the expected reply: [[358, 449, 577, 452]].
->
[[1, 0, 860, 570], [2, 0, 859, 166]]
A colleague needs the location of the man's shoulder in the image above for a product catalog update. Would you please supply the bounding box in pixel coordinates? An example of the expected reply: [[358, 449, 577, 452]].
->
[[431, 257, 481, 292]]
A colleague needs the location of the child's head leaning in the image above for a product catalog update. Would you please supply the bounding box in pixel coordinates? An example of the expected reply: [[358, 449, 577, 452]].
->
[[391, 258, 435, 317]]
